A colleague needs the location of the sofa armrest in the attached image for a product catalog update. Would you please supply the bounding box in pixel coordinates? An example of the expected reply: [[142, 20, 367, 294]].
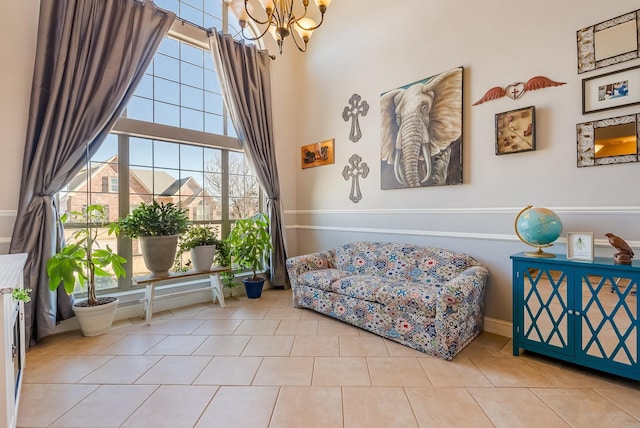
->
[[433, 264, 489, 359], [286, 250, 336, 287], [437, 265, 489, 306]]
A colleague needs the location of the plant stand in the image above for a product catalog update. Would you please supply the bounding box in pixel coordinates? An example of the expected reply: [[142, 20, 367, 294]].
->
[[133, 266, 230, 325]]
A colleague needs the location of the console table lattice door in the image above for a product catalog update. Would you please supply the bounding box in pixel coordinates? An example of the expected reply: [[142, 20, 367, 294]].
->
[[512, 253, 639, 381]]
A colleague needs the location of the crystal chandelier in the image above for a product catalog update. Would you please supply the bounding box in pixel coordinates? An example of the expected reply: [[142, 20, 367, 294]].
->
[[225, 0, 333, 54]]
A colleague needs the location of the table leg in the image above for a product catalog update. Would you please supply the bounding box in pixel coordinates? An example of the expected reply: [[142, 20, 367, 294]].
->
[[145, 283, 156, 326], [210, 273, 225, 308]]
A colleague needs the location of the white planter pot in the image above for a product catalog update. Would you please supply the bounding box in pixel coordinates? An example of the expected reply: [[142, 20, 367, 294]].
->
[[140, 235, 179, 277], [73, 297, 119, 336], [190, 245, 216, 271]]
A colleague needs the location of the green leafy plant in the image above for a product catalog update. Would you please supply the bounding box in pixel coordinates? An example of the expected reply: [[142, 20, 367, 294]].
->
[[116, 201, 189, 238], [226, 213, 273, 280], [12, 288, 31, 303], [46, 205, 126, 306], [178, 224, 222, 255], [214, 239, 237, 295]]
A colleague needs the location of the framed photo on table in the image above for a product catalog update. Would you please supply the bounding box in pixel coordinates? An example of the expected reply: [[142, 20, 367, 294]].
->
[[582, 65, 640, 114], [567, 232, 594, 261]]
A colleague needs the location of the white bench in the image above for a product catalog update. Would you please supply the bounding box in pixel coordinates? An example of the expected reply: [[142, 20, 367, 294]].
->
[[133, 266, 230, 325]]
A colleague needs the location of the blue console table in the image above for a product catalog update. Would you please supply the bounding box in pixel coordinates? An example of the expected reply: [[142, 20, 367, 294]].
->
[[511, 252, 639, 380]]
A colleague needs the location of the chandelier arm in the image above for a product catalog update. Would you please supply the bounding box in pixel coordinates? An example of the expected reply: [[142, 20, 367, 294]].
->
[[288, 26, 308, 52], [240, 23, 274, 42], [243, 0, 273, 25]]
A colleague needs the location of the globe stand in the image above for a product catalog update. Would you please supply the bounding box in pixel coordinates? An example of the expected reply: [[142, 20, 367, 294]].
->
[[525, 245, 556, 258]]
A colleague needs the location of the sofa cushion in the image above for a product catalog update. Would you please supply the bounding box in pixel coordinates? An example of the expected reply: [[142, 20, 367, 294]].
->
[[375, 283, 439, 317], [334, 241, 478, 284], [331, 275, 398, 302], [298, 269, 352, 291]]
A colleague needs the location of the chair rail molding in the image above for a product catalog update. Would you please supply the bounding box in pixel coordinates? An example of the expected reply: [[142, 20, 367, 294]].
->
[[285, 206, 640, 216]]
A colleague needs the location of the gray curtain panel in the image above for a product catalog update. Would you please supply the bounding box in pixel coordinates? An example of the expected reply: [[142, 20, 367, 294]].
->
[[9, 0, 175, 346], [209, 32, 289, 288]]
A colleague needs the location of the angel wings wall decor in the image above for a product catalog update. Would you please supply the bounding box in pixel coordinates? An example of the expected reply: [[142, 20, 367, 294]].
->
[[473, 76, 566, 106], [380, 67, 463, 190]]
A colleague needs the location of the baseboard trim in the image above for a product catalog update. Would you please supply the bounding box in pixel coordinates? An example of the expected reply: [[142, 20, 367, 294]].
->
[[55, 290, 515, 340], [484, 316, 512, 338]]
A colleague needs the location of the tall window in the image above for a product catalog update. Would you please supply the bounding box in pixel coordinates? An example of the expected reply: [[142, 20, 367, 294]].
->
[[59, 1, 261, 291]]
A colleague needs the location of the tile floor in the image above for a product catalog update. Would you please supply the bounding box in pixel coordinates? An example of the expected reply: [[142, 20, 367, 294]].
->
[[18, 288, 640, 427]]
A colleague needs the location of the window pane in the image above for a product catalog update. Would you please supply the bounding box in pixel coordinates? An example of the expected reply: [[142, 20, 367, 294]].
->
[[93, 134, 118, 162], [154, 54, 180, 81], [157, 36, 179, 58], [203, 172, 221, 197], [204, 69, 219, 92], [180, 144, 204, 171], [154, 0, 179, 15], [126, 96, 153, 122], [204, 91, 222, 115], [203, 0, 221, 16], [181, 107, 204, 132], [151, 167, 179, 196], [181, 0, 202, 10], [181, 170, 205, 193], [181, 84, 203, 110], [129, 166, 153, 197], [181, 42, 204, 67], [180, 3, 204, 26], [130, 137, 153, 167], [155, 77, 180, 105], [154, 101, 180, 127], [61, 191, 88, 217], [204, 148, 221, 173], [154, 141, 180, 169], [205, 113, 224, 134], [136, 74, 154, 99], [181, 62, 203, 88]]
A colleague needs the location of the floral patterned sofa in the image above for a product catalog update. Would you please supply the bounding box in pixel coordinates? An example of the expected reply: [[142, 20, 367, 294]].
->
[[286, 241, 489, 360]]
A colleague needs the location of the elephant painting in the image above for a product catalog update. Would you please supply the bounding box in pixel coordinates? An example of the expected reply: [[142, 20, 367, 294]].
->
[[380, 67, 463, 189]]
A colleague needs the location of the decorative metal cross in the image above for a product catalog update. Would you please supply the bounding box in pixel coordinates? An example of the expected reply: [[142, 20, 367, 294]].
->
[[342, 154, 369, 203], [342, 94, 369, 142]]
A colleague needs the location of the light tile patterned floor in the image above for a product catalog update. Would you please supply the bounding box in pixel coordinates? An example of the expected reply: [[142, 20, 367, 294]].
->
[[18, 288, 640, 427]]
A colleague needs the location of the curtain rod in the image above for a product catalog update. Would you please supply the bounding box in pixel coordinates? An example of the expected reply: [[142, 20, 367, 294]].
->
[[172, 16, 275, 60]]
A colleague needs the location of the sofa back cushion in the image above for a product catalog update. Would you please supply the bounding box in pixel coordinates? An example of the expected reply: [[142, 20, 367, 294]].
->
[[334, 241, 479, 286]]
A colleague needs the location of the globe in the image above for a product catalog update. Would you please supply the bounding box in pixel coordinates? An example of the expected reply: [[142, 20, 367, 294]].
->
[[515, 206, 563, 257]]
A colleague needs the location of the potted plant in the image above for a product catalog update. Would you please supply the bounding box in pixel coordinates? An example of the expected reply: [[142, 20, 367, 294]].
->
[[116, 201, 189, 277], [47, 204, 126, 336], [178, 224, 222, 271], [214, 239, 238, 296], [226, 213, 273, 298]]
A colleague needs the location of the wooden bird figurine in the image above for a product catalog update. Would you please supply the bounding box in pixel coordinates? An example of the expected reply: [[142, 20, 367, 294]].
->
[[605, 232, 634, 265]]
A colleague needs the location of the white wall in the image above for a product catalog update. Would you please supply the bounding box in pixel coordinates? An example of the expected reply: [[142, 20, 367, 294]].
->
[[0, 1, 39, 254], [270, 0, 640, 323]]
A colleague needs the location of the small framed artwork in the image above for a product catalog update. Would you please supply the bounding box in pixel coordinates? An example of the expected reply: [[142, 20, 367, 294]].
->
[[301, 138, 335, 169], [495, 106, 536, 155], [567, 232, 594, 261], [582, 65, 640, 114]]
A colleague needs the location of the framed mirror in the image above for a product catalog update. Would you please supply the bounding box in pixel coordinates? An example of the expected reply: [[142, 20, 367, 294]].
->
[[577, 10, 640, 74], [577, 114, 639, 167]]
